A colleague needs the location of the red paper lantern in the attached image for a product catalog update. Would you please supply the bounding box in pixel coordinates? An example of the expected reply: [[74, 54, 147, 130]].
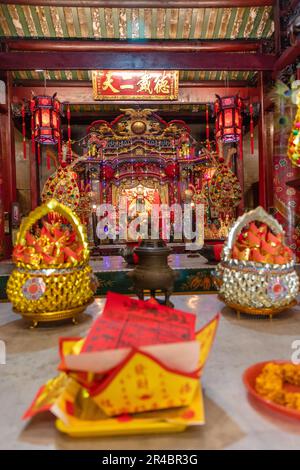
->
[[215, 95, 243, 143], [30, 94, 63, 145]]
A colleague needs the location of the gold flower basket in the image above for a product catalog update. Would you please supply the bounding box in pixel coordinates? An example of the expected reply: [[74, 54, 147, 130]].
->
[[215, 207, 299, 318], [6, 199, 94, 327]]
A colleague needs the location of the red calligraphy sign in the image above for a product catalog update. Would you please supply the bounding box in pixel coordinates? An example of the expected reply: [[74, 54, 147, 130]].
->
[[92, 71, 179, 100]]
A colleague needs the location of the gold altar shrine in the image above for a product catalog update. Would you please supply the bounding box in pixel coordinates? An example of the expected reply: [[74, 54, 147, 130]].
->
[[42, 108, 242, 245]]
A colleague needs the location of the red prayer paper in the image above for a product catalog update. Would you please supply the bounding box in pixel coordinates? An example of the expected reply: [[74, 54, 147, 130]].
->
[[82, 292, 196, 353]]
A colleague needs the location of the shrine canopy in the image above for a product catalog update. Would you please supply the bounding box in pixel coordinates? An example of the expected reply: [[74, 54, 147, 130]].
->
[[85, 108, 195, 165]]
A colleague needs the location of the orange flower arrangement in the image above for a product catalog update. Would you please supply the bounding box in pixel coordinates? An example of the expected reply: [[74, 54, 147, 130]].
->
[[232, 222, 293, 264]]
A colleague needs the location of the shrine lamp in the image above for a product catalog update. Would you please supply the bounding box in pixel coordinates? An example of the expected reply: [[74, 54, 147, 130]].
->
[[30, 93, 63, 145], [214, 95, 243, 143]]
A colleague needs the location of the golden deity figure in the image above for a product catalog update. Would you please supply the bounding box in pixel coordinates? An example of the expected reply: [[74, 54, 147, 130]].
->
[[128, 185, 153, 216]]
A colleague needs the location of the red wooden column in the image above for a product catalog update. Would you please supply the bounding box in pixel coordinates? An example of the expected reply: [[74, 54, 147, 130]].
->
[[258, 71, 273, 209], [0, 72, 16, 258]]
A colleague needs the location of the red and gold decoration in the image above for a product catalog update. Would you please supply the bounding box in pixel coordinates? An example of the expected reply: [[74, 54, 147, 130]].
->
[[66, 103, 72, 162], [33, 108, 244, 244], [214, 94, 243, 143], [23, 93, 64, 164], [30, 94, 63, 145], [216, 206, 299, 317], [287, 90, 300, 166], [205, 104, 211, 151], [6, 199, 95, 327], [79, 109, 194, 236], [75, 109, 242, 241], [92, 71, 179, 101], [270, 80, 300, 263], [231, 221, 293, 265], [42, 167, 81, 212], [209, 164, 242, 212], [41, 163, 93, 223], [23, 292, 219, 437]]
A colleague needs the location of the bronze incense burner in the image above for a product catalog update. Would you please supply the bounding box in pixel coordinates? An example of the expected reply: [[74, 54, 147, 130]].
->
[[127, 240, 177, 307]]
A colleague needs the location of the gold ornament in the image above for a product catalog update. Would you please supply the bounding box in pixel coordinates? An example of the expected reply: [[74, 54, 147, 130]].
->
[[131, 120, 147, 135], [209, 165, 242, 209], [6, 199, 94, 327], [42, 167, 80, 211], [287, 90, 300, 167]]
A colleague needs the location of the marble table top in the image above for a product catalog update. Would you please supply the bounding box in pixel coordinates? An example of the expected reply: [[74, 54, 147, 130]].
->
[[0, 254, 213, 275], [0, 294, 300, 449]]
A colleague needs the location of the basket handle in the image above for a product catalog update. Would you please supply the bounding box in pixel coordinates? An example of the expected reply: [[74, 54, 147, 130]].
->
[[226, 206, 284, 251], [16, 199, 89, 262]]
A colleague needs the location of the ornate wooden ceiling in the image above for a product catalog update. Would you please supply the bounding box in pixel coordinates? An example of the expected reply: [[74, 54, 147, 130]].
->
[[0, 4, 274, 83], [0, 5, 274, 40]]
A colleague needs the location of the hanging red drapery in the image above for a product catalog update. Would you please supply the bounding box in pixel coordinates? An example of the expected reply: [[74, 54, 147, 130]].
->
[[21, 104, 26, 160]]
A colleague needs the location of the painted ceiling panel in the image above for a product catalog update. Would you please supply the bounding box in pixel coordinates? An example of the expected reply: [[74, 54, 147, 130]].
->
[[11, 70, 257, 82], [0, 5, 274, 40]]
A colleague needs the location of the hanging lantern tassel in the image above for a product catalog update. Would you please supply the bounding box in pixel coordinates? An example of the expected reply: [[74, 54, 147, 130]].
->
[[57, 129, 62, 164], [67, 103, 72, 159], [37, 143, 41, 165], [22, 104, 26, 160], [46, 151, 51, 170], [239, 112, 243, 161], [250, 103, 254, 155], [206, 104, 210, 151], [31, 113, 35, 156]]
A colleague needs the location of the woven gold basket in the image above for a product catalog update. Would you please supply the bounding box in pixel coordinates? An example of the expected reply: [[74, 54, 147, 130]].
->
[[6, 199, 94, 327], [215, 207, 299, 317]]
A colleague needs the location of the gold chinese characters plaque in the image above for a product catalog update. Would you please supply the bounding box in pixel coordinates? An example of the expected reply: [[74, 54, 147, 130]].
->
[[92, 70, 179, 101]]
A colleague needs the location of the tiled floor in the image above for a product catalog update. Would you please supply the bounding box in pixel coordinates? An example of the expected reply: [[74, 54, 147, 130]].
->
[[0, 294, 300, 449]]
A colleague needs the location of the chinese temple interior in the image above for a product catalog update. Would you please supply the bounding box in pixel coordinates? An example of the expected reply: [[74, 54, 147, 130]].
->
[[1, 0, 300, 452]]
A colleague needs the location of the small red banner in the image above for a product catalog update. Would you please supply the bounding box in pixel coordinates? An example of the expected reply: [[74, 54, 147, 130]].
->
[[92, 70, 179, 100]]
